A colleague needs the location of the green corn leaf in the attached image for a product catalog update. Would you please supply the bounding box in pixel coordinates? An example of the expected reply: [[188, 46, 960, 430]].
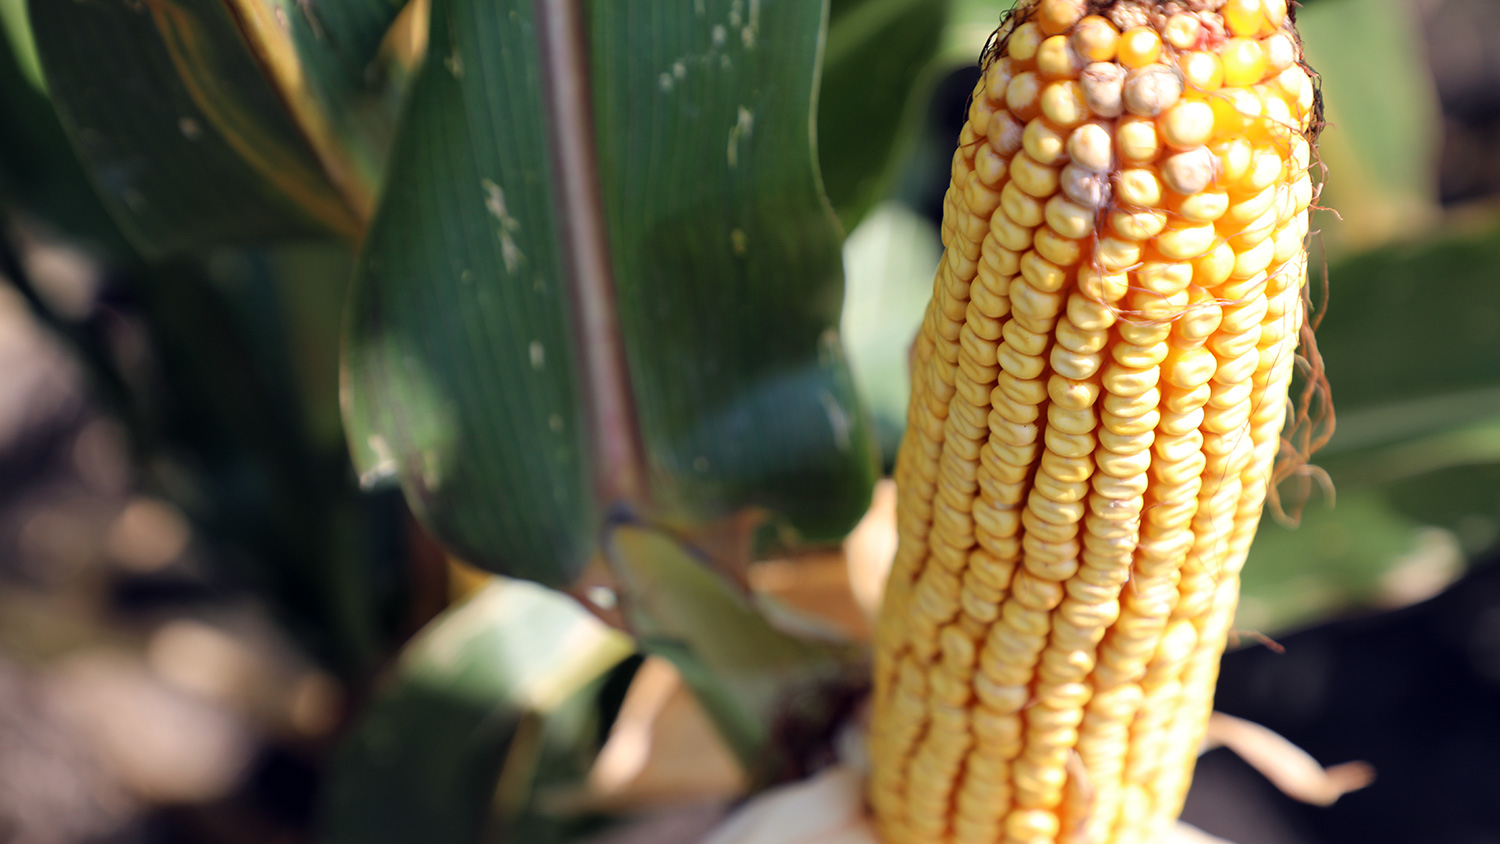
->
[[1298, 0, 1441, 252], [220, 0, 414, 220], [819, 0, 950, 230], [27, 0, 361, 255], [605, 522, 862, 778], [28, 0, 413, 255], [322, 579, 633, 844], [343, 0, 879, 589]]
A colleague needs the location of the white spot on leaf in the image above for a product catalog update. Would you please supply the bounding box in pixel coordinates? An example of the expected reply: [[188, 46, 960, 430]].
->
[[502, 241, 523, 275], [818, 391, 853, 453], [482, 179, 525, 273], [178, 117, 202, 140], [529, 340, 546, 369], [296, 0, 327, 40], [712, 24, 727, 47], [360, 435, 398, 489], [727, 106, 754, 168]]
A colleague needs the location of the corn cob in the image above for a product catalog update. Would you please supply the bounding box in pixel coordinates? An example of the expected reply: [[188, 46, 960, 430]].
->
[[869, 1, 1320, 842]]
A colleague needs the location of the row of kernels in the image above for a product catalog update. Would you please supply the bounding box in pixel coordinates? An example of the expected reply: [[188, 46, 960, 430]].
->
[[1155, 576, 1243, 819], [869, 656, 928, 805], [1080, 506, 1139, 562], [1000, 67, 1303, 173], [1005, 240, 1133, 823], [901, 389, 957, 655], [1071, 287, 1188, 832], [1097, 608, 1177, 660], [1010, 8, 1304, 110], [884, 328, 941, 603], [920, 267, 1010, 767], [1017, 482, 1147, 822], [1126, 679, 1186, 783], [1184, 472, 1244, 575], [904, 726, 973, 833], [902, 729, 973, 827], [1015, 1, 1290, 71], [977, 641, 1049, 697], [1233, 243, 1305, 532], [1021, 683, 1091, 747], [954, 782, 1012, 844]]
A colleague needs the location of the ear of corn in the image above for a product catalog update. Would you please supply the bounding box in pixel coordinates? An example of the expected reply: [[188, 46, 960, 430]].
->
[[869, 1, 1319, 842]]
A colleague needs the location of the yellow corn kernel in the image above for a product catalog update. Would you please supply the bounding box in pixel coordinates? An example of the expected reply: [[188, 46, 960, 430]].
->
[[1171, 188, 1230, 223], [871, 5, 1321, 844], [1213, 137, 1254, 184], [1117, 26, 1161, 68], [1160, 100, 1215, 150], [1037, 0, 1087, 35], [1023, 118, 1070, 165], [1116, 116, 1161, 163], [1221, 37, 1269, 87], [1181, 51, 1225, 93], [1008, 72, 1044, 121], [1265, 31, 1297, 75], [1211, 87, 1262, 139], [1109, 207, 1167, 242], [1115, 167, 1162, 207], [1072, 15, 1119, 63], [1037, 34, 1083, 78], [1009, 22, 1045, 64], [1068, 121, 1114, 172], [1041, 80, 1091, 127], [1223, 0, 1266, 38], [1012, 153, 1061, 197], [1045, 195, 1096, 239], [1264, 0, 1289, 31]]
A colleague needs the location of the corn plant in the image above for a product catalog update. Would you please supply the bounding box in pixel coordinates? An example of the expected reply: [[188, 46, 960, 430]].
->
[[9, 0, 1500, 842]]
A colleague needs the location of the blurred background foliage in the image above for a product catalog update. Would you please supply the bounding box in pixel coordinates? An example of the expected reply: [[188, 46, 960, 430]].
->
[[0, 0, 1496, 842]]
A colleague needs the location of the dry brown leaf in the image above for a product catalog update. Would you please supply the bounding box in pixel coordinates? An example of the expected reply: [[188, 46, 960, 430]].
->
[[1205, 711, 1375, 806]]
